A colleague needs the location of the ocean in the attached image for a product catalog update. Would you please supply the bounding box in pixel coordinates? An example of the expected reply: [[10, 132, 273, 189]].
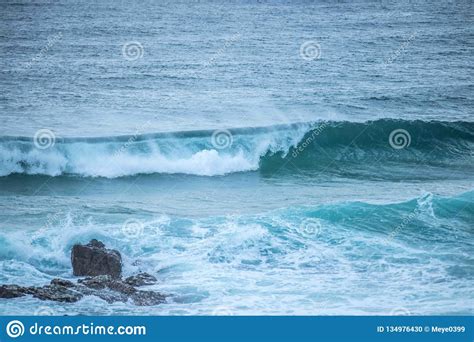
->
[[0, 0, 473, 315]]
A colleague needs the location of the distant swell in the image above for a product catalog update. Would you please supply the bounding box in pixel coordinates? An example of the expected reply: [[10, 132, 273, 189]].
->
[[0, 119, 472, 178]]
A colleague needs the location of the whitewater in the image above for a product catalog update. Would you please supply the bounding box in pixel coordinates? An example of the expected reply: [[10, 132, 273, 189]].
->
[[1, 119, 473, 315], [1, 120, 472, 178], [1, 0, 473, 316]]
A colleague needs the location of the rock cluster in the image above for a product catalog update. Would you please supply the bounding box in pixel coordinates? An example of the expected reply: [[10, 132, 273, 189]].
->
[[0, 239, 165, 306]]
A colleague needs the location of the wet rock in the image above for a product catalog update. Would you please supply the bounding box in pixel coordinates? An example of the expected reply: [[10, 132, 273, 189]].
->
[[91, 290, 129, 304], [75, 275, 164, 305], [73, 281, 128, 304], [108, 280, 137, 296], [124, 272, 157, 287], [73, 284, 95, 296], [50, 279, 75, 288], [0, 285, 26, 299], [77, 275, 112, 290], [131, 290, 166, 306], [31, 285, 83, 303], [71, 239, 122, 279], [1, 284, 82, 303], [78, 276, 136, 295], [1, 276, 165, 306], [22, 287, 37, 295]]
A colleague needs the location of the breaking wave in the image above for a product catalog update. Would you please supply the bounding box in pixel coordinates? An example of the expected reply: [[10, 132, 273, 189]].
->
[[0, 119, 472, 178]]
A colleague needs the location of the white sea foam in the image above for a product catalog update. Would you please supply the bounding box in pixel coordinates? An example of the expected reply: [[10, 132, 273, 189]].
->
[[1, 192, 472, 315], [0, 124, 311, 177]]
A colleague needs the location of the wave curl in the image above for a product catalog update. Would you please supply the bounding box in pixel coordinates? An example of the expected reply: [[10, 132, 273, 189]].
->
[[0, 120, 472, 178]]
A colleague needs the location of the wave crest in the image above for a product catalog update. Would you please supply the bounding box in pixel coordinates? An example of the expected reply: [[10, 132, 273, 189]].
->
[[0, 120, 472, 178]]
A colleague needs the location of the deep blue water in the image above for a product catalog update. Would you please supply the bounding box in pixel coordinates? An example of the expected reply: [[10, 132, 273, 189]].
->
[[0, 0, 473, 315]]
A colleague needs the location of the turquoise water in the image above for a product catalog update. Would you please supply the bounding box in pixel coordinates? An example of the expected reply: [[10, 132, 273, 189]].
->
[[0, 0, 473, 315]]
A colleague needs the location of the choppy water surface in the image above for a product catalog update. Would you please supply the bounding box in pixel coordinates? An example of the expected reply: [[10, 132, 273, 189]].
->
[[0, 0, 473, 315]]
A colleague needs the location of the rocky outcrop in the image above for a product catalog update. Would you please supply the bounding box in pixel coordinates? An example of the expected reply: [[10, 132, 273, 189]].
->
[[0, 240, 165, 306], [0, 282, 82, 303], [0, 285, 28, 299], [125, 272, 158, 287], [29, 283, 83, 303], [71, 239, 122, 279], [0, 274, 164, 306]]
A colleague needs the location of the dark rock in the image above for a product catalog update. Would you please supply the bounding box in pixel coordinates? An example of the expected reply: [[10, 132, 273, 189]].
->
[[30, 285, 83, 303], [91, 290, 129, 304], [77, 275, 112, 290], [71, 240, 122, 279], [50, 279, 75, 288], [73, 284, 95, 296], [73, 282, 128, 304], [1, 276, 165, 306], [78, 275, 136, 295], [131, 290, 166, 306], [22, 287, 37, 295], [124, 272, 157, 287], [0, 285, 27, 299], [88, 239, 105, 248], [108, 280, 137, 295]]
